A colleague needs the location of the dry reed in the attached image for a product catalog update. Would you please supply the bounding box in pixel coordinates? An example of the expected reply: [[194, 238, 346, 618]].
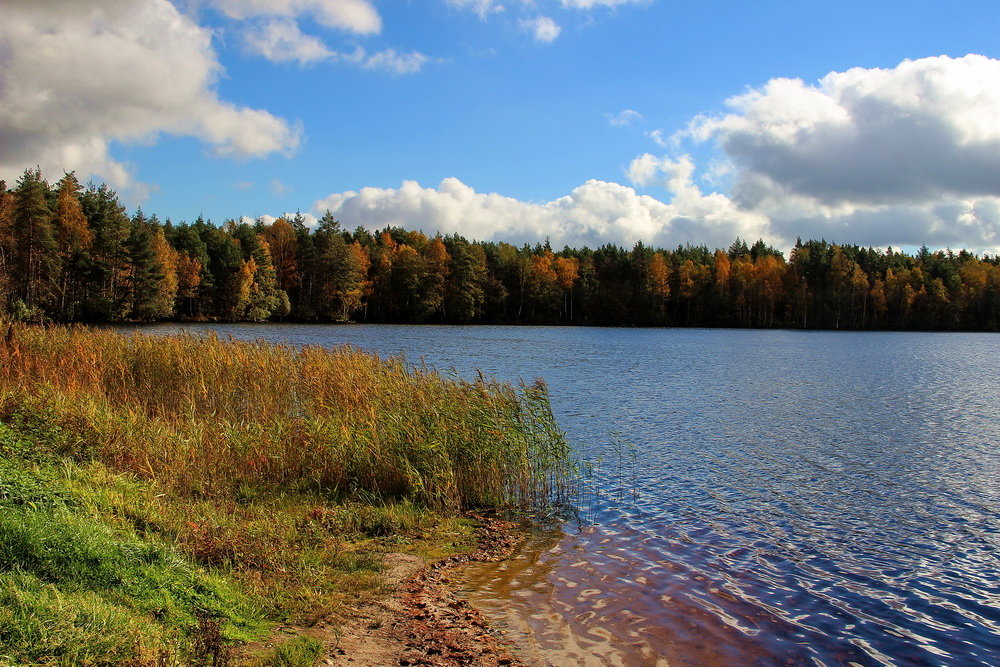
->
[[0, 323, 571, 511]]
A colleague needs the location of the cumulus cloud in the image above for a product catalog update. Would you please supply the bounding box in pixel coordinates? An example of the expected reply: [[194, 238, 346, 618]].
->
[[689, 54, 1000, 208], [625, 153, 660, 187], [626, 153, 699, 192], [207, 0, 381, 34], [521, 16, 562, 43], [302, 52, 1000, 253], [613, 54, 1000, 252], [0, 0, 300, 194], [609, 109, 643, 126], [313, 176, 767, 251]]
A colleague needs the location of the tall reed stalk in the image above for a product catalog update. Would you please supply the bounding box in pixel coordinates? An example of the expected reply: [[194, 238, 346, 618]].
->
[[0, 323, 571, 512]]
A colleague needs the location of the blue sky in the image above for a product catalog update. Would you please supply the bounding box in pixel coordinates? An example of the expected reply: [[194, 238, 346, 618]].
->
[[5, 0, 1000, 252]]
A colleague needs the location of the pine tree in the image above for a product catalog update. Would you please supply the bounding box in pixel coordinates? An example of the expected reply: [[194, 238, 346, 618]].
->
[[124, 213, 165, 320], [80, 183, 131, 319], [12, 168, 59, 317], [0, 181, 15, 311]]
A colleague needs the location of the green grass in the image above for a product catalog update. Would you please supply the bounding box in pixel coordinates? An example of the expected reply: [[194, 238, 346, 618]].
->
[[255, 637, 324, 667], [0, 570, 170, 665], [0, 424, 263, 665]]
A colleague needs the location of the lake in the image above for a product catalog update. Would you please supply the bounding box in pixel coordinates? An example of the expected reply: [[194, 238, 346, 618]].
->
[[133, 324, 1000, 666]]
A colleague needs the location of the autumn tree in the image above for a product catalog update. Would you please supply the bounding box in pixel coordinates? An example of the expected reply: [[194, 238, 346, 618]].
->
[[554, 254, 580, 321], [526, 249, 560, 320], [495, 243, 531, 320], [169, 223, 212, 317], [149, 227, 178, 318], [52, 172, 94, 318], [423, 236, 450, 319], [261, 217, 299, 293], [229, 221, 289, 321], [645, 251, 671, 322]]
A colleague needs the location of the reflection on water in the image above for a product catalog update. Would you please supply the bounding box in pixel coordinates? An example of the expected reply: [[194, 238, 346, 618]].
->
[[132, 324, 1000, 666], [456, 527, 796, 667]]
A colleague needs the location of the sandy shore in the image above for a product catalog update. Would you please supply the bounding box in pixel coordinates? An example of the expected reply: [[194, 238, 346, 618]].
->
[[324, 514, 530, 666]]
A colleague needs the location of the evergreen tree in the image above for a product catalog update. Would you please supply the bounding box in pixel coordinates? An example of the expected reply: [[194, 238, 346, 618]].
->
[[12, 168, 59, 317], [0, 181, 15, 311], [123, 213, 166, 320], [80, 183, 131, 319]]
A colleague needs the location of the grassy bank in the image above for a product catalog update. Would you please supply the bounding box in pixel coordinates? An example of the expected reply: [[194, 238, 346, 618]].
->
[[0, 323, 571, 665]]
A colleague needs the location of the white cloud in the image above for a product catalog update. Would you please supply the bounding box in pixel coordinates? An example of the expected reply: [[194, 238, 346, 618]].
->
[[238, 16, 431, 72], [306, 53, 1000, 254], [633, 54, 1000, 252], [0, 0, 300, 196], [313, 176, 767, 250], [609, 109, 642, 126], [521, 15, 562, 43], [207, 0, 381, 34], [446, 0, 505, 19], [243, 18, 334, 64], [689, 54, 1000, 208], [626, 153, 660, 187], [647, 129, 670, 147], [358, 49, 431, 75]]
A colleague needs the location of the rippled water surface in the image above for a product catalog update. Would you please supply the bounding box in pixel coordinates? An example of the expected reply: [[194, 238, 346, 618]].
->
[[136, 324, 1000, 665]]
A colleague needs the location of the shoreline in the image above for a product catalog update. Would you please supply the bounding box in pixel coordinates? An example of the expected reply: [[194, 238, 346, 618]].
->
[[325, 513, 531, 667]]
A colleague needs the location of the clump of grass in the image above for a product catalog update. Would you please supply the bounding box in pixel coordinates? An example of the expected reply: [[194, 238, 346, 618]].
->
[[255, 636, 323, 667], [0, 424, 265, 664], [0, 569, 171, 665], [0, 323, 571, 512]]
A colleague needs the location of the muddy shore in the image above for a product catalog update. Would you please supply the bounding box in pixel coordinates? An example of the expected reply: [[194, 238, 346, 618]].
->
[[326, 514, 531, 666]]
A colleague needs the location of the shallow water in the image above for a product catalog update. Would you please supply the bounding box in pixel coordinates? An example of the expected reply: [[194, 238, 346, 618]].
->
[[134, 324, 1000, 665]]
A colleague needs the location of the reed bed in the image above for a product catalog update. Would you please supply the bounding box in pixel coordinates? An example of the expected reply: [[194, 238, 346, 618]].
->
[[0, 323, 571, 511]]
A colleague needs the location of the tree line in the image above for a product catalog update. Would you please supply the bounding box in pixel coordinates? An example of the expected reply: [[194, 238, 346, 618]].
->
[[3, 168, 1000, 330]]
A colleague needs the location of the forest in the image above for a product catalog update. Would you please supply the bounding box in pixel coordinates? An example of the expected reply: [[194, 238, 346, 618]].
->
[[3, 168, 1000, 330]]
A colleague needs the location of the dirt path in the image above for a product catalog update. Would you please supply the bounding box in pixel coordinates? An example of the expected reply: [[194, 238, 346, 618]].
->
[[327, 515, 530, 667]]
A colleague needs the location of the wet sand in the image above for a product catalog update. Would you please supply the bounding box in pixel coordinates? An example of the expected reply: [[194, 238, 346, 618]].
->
[[326, 514, 531, 666]]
